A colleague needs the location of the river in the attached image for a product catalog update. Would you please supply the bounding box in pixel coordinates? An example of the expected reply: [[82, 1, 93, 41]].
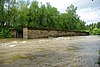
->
[[0, 36, 100, 67]]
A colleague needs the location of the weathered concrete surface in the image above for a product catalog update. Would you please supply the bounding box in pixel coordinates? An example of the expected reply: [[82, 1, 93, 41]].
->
[[0, 36, 100, 67], [23, 27, 28, 39], [24, 27, 89, 39]]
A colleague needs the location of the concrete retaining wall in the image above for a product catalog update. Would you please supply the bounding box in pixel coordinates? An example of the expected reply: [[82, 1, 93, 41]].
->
[[23, 27, 89, 39]]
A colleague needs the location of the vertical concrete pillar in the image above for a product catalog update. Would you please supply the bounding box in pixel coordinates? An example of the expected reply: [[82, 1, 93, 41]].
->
[[23, 27, 28, 39]]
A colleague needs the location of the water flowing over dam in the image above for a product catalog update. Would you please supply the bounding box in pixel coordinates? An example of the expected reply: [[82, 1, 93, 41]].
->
[[0, 36, 100, 67]]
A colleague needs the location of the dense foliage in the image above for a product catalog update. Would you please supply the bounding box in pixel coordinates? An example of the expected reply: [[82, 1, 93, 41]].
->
[[0, 27, 13, 38], [0, 0, 98, 38], [86, 22, 100, 35]]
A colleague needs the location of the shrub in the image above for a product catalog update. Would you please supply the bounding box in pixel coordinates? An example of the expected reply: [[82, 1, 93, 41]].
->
[[0, 28, 13, 38]]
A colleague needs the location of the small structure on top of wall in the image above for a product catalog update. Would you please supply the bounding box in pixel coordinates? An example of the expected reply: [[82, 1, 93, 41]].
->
[[23, 27, 89, 39]]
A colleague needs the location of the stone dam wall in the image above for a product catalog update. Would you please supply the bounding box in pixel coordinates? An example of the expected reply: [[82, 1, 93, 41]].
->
[[23, 27, 89, 39]]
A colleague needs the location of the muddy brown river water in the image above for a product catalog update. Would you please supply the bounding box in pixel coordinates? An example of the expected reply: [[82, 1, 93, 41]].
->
[[0, 36, 100, 67]]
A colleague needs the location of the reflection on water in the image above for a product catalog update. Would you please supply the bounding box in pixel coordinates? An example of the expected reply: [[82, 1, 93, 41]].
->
[[0, 36, 100, 67]]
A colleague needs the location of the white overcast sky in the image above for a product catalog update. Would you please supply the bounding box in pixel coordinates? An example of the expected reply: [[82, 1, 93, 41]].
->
[[29, 0, 100, 24]]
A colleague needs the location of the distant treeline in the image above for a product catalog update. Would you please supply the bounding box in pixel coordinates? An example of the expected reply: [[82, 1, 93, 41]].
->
[[0, 0, 100, 38], [86, 22, 100, 35]]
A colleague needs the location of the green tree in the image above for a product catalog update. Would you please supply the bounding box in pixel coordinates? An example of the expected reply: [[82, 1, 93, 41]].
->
[[29, 1, 39, 27], [66, 4, 79, 30], [65, 4, 86, 31], [0, 0, 10, 27], [14, 0, 29, 28], [97, 22, 100, 29], [37, 3, 47, 28]]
